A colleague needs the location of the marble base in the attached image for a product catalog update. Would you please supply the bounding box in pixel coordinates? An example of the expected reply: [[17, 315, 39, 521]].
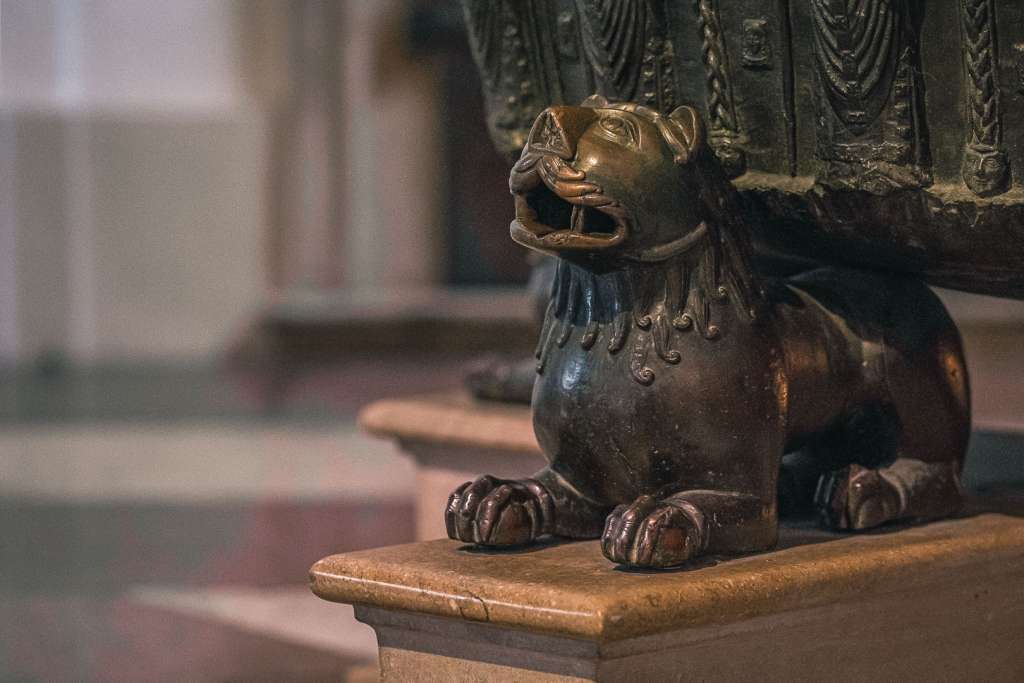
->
[[313, 510, 1024, 682], [349, 392, 1024, 679]]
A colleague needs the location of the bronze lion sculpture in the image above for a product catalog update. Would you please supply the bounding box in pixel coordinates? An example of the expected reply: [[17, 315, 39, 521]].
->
[[446, 96, 970, 569]]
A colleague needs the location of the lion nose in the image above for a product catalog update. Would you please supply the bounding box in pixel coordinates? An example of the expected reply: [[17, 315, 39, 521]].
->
[[527, 106, 597, 160]]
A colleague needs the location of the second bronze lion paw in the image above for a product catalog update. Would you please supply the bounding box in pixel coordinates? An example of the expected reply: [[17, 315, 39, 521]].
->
[[816, 464, 903, 531]]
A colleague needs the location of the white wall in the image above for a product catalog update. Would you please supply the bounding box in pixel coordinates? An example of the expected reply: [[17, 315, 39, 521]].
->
[[0, 0, 448, 364], [269, 0, 444, 296], [340, 0, 443, 292], [0, 0, 270, 364]]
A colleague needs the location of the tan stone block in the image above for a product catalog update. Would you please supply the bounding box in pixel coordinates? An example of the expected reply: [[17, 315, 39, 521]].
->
[[313, 513, 1024, 681]]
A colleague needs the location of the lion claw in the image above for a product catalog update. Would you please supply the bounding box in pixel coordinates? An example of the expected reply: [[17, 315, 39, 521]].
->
[[600, 495, 707, 568], [445, 475, 548, 546], [816, 465, 903, 531]]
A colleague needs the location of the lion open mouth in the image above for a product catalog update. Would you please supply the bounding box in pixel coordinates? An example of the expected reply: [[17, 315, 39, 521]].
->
[[509, 151, 628, 253]]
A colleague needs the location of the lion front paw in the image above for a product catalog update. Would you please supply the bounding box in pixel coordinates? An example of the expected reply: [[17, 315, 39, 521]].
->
[[445, 475, 551, 546], [601, 495, 708, 568]]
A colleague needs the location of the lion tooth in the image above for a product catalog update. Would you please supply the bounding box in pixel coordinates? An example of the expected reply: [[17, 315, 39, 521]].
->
[[571, 205, 584, 233]]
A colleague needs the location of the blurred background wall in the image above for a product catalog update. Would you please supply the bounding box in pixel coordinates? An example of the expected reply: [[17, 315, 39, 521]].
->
[[1, 0, 269, 364], [0, 3, 523, 681], [0, 0, 521, 370]]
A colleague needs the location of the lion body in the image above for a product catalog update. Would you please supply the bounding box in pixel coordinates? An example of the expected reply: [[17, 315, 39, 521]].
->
[[532, 258, 969, 522]]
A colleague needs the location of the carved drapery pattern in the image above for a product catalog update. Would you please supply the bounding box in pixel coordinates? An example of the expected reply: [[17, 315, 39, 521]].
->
[[464, 0, 681, 160], [575, 0, 677, 113], [695, 0, 746, 178], [811, 0, 931, 194], [463, 1, 1020, 200], [960, 0, 1011, 196], [462, 0, 553, 158], [576, 0, 646, 101], [812, 0, 897, 136]]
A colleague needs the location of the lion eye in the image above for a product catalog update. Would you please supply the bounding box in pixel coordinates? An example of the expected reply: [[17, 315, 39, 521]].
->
[[598, 116, 637, 144], [600, 117, 625, 134]]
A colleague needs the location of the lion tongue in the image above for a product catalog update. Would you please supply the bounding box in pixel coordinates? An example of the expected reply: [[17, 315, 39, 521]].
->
[[571, 205, 585, 233]]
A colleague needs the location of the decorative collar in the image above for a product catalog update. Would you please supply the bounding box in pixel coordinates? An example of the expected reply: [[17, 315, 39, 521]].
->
[[624, 222, 708, 263]]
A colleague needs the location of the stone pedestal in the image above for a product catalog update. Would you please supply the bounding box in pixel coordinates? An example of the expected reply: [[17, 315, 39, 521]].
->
[[358, 392, 544, 539], [348, 393, 1024, 679], [312, 507, 1024, 682]]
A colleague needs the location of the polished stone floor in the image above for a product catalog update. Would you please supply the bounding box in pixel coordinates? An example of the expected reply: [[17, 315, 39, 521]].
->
[[0, 356, 472, 683], [0, 423, 412, 682]]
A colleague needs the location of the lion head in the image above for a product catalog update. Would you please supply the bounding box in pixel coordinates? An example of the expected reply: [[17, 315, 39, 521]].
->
[[515, 97, 766, 374], [509, 95, 720, 265]]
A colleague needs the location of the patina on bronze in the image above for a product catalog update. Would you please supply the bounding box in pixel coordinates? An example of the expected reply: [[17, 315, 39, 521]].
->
[[446, 98, 969, 568], [461, 1, 1024, 290], [462, 1, 1024, 404]]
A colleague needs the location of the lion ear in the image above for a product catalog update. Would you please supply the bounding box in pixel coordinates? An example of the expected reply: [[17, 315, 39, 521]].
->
[[581, 93, 610, 109], [664, 105, 705, 164]]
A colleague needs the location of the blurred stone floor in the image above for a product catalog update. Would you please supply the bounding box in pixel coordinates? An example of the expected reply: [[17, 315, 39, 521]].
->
[[0, 354, 478, 683]]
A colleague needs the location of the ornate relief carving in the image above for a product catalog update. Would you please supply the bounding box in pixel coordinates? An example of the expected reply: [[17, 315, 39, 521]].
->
[[462, 1, 556, 158], [575, 0, 677, 113], [575, 0, 646, 100], [741, 18, 772, 70], [457, 0, 1024, 321], [813, 0, 897, 136], [1014, 43, 1024, 95], [695, 0, 746, 178], [555, 10, 580, 61], [960, 0, 1011, 197], [811, 0, 931, 194]]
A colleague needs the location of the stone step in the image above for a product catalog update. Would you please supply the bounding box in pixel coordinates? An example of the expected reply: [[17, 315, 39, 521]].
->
[[0, 422, 411, 681], [0, 424, 415, 590], [1, 589, 374, 683], [131, 586, 378, 661], [312, 503, 1024, 682]]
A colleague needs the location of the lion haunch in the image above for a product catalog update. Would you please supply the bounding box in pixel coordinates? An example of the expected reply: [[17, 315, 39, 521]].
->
[[446, 97, 969, 569]]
